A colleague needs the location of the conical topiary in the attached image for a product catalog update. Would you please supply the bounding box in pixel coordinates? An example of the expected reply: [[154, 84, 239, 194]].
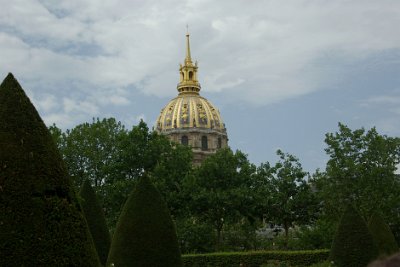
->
[[107, 175, 182, 267], [80, 179, 111, 265], [330, 205, 378, 267], [0, 73, 100, 266], [368, 212, 398, 257]]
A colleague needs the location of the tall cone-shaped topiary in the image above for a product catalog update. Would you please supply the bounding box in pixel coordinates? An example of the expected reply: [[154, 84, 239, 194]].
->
[[368, 211, 398, 257], [330, 205, 378, 267], [0, 73, 100, 266], [107, 175, 182, 267], [80, 179, 111, 265]]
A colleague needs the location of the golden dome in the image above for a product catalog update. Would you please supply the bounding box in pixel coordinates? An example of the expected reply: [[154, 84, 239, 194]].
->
[[156, 94, 226, 132], [156, 31, 226, 134], [155, 31, 228, 164]]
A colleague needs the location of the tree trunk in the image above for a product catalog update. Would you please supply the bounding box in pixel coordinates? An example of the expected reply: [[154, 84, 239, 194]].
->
[[284, 222, 289, 249], [215, 222, 223, 251]]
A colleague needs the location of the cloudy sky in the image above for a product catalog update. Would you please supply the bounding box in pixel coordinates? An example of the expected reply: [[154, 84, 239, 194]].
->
[[1, 0, 400, 173]]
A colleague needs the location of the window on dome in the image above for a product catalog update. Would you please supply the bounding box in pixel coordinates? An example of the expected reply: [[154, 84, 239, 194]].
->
[[201, 136, 208, 150], [218, 137, 222, 149], [189, 71, 193, 80], [181, 135, 188, 146]]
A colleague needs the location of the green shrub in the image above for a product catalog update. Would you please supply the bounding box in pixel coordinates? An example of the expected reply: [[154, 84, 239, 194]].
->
[[295, 219, 336, 250], [80, 179, 111, 265], [308, 261, 332, 267], [330, 205, 378, 267], [368, 211, 398, 257], [0, 73, 100, 266], [107, 175, 182, 267], [182, 250, 330, 267], [176, 217, 215, 254]]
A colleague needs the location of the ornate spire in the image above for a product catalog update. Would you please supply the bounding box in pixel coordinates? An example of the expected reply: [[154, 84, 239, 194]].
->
[[177, 30, 201, 95], [185, 30, 192, 65]]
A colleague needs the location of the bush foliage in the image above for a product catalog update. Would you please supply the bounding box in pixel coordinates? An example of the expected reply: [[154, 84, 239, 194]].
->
[[368, 212, 398, 257], [80, 179, 111, 265], [330, 205, 378, 267], [107, 175, 182, 267], [182, 250, 329, 267], [0, 73, 100, 266]]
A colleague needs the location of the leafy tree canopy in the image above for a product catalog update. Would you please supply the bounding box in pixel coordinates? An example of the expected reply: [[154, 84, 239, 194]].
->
[[51, 119, 194, 232], [189, 148, 257, 250], [315, 123, 400, 222], [257, 150, 319, 248]]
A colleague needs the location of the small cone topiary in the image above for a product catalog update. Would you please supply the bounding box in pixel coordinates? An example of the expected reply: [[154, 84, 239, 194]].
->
[[107, 175, 182, 267], [368, 211, 398, 257], [330, 204, 378, 267], [80, 179, 111, 265], [0, 73, 100, 266]]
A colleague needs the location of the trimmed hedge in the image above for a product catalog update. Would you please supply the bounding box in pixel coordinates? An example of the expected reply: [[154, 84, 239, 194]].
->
[[330, 205, 378, 267], [368, 212, 398, 257], [107, 175, 182, 267], [182, 250, 330, 267], [80, 179, 111, 265], [0, 73, 100, 266]]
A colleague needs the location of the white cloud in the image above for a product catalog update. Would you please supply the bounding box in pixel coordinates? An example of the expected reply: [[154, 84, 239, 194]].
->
[[361, 95, 400, 105], [35, 94, 58, 112], [109, 95, 130, 106], [358, 92, 400, 135], [135, 114, 146, 122], [42, 112, 75, 129], [63, 97, 99, 115], [1, 0, 400, 134], [2, 0, 400, 107]]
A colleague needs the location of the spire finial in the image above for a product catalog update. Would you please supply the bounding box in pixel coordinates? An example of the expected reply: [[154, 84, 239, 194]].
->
[[177, 28, 200, 94], [185, 25, 192, 63]]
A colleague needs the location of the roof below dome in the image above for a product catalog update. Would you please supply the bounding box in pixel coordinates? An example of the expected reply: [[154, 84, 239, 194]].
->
[[156, 93, 226, 133]]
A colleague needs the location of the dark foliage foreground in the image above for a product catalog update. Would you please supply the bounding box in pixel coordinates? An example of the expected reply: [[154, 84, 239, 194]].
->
[[0, 73, 100, 266], [80, 179, 111, 265], [107, 175, 182, 267], [182, 249, 329, 267], [330, 205, 378, 267]]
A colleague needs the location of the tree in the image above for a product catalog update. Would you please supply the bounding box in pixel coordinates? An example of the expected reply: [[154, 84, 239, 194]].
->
[[294, 218, 337, 250], [80, 179, 111, 266], [261, 150, 319, 248], [189, 148, 256, 250], [60, 117, 127, 188], [51, 118, 128, 231], [330, 205, 378, 267], [368, 212, 398, 257], [316, 123, 400, 222], [50, 119, 193, 233], [0, 73, 100, 266], [151, 142, 193, 218], [117, 120, 176, 179], [107, 175, 182, 267]]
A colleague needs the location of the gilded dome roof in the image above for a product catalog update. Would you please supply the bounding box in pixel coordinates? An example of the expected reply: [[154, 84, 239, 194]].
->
[[156, 31, 227, 137], [156, 93, 226, 132]]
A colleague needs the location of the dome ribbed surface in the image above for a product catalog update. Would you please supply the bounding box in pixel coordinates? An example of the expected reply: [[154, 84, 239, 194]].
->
[[156, 93, 225, 133]]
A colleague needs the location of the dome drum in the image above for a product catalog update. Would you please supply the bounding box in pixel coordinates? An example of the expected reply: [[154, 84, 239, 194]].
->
[[164, 130, 228, 165]]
